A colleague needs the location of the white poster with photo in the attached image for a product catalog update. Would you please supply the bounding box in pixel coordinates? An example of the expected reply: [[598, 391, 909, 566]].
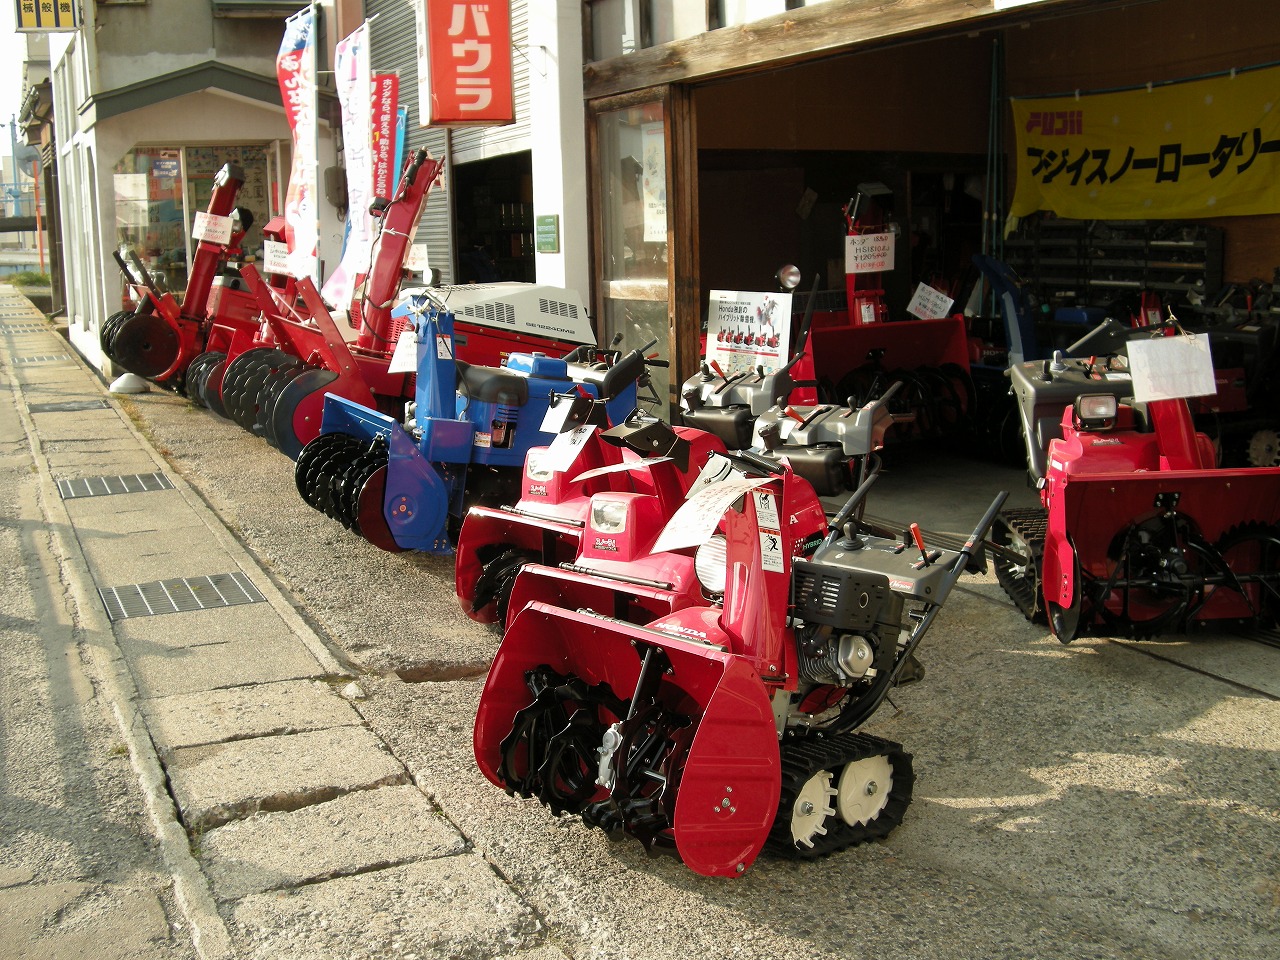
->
[[705, 290, 793, 377], [641, 122, 667, 243], [1127, 333, 1217, 402]]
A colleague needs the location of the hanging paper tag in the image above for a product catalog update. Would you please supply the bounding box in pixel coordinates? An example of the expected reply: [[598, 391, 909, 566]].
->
[[387, 329, 418, 374], [542, 424, 596, 473], [192, 212, 234, 245], [404, 244, 431, 273], [1127, 333, 1216, 402], [651, 474, 774, 554], [263, 239, 290, 275], [906, 282, 955, 320]]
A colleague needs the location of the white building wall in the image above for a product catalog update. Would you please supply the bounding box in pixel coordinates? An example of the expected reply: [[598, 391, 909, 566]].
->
[[47, 5, 335, 377], [528, 0, 590, 297]]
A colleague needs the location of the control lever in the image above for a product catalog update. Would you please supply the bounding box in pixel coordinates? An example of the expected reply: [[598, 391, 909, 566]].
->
[[910, 523, 942, 569]]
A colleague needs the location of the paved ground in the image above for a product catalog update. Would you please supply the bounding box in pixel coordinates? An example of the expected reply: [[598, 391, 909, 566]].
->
[[1, 284, 1277, 959]]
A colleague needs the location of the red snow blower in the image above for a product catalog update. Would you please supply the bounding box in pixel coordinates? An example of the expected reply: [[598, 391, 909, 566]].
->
[[455, 397, 727, 626], [102, 162, 263, 388], [474, 449, 1006, 877], [993, 326, 1280, 641]]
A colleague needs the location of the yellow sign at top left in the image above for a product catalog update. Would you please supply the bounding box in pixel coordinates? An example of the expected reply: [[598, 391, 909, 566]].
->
[[15, 0, 79, 31]]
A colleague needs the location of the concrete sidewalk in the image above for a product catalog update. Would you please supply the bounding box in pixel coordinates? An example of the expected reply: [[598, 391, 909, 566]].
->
[[2, 284, 1277, 960], [0, 288, 549, 960]]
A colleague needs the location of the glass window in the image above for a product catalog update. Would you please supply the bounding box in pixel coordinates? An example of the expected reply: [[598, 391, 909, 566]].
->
[[112, 145, 274, 299], [113, 148, 187, 293], [595, 100, 671, 408]]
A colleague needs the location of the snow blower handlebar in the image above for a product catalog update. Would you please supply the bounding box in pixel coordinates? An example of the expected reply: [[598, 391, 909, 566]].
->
[[601, 337, 659, 400]]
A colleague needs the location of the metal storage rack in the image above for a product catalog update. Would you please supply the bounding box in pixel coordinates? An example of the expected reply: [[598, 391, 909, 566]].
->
[[1004, 215, 1224, 308]]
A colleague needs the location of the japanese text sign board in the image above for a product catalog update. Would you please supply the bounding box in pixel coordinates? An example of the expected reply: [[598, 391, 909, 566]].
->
[[371, 74, 400, 199], [15, 0, 77, 31], [1011, 64, 1280, 220], [192, 212, 234, 246], [416, 0, 515, 127], [845, 232, 895, 275], [906, 283, 955, 320]]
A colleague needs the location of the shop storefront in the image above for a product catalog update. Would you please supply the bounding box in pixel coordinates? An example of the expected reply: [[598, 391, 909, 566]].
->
[[579, 0, 1280, 412], [112, 145, 280, 295]]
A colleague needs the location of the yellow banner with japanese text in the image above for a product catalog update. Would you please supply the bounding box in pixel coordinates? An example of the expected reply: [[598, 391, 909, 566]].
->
[[1010, 65, 1280, 220], [14, 0, 78, 31]]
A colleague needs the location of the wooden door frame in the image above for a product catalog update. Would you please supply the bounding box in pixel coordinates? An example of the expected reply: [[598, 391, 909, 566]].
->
[[586, 83, 699, 411]]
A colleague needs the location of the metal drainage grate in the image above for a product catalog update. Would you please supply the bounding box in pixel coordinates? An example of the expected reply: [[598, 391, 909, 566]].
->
[[28, 399, 112, 413], [2, 323, 47, 332], [99, 573, 266, 622], [14, 355, 71, 365], [58, 472, 174, 500]]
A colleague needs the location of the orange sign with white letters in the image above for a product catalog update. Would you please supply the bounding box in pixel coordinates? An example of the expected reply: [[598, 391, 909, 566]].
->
[[419, 0, 514, 127]]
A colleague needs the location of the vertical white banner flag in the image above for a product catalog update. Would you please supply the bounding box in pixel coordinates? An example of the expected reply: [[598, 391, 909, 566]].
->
[[322, 22, 375, 306], [277, 8, 319, 280]]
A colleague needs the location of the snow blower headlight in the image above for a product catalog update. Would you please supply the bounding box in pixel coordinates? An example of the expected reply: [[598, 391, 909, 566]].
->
[[776, 264, 802, 290], [590, 499, 629, 534], [695, 535, 728, 595], [1074, 394, 1117, 430], [525, 450, 555, 482]]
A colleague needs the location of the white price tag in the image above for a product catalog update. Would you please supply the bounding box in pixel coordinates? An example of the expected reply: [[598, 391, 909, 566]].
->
[[387, 329, 418, 374], [263, 239, 290, 275], [651, 474, 774, 554], [845, 232, 895, 274], [1127, 333, 1216, 402], [906, 283, 955, 320], [192, 212, 234, 245], [541, 424, 596, 473], [404, 243, 431, 273], [572, 458, 673, 484]]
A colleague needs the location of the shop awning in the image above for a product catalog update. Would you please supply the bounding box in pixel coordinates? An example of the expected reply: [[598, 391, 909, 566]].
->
[[77, 60, 333, 127]]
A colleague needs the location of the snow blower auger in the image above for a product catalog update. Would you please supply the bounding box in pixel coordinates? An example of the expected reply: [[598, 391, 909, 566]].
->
[[474, 449, 1008, 877], [455, 393, 728, 627], [992, 336, 1280, 642], [293, 294, 645, 554], [101, 162, 261, 389]]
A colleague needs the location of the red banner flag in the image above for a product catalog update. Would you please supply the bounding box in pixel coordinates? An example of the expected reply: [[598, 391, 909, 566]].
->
[[371, 74, 400, 198]]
